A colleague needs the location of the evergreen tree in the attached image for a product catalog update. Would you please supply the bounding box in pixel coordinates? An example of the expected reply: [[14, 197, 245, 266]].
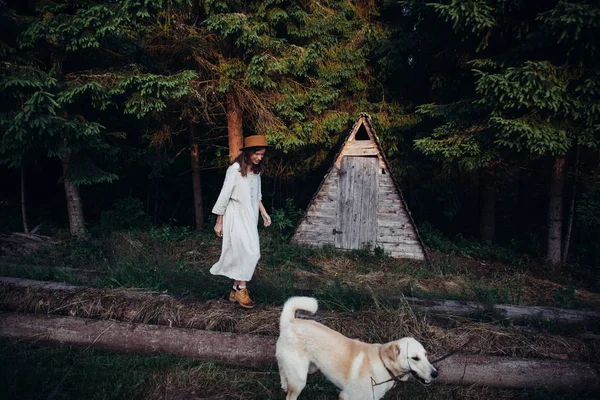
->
[[137, 0, 382, 226], [402, 0, 599, 265], [149, 1, 380, 158], [0, 0, 197, 237]]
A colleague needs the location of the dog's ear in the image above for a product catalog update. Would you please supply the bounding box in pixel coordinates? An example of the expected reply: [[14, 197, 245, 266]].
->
[[384, 343, 401, 360]]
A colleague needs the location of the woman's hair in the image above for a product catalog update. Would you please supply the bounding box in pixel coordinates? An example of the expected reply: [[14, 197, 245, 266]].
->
[[232, 147, 266, 176]]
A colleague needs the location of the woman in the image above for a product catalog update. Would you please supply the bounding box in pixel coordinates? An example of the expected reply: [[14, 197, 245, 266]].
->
[[211, 135, 271, 308]]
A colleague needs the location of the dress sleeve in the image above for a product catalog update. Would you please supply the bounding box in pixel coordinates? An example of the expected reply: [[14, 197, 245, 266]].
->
[[212, 164, 238, 215], [258, 173, 262, 202]]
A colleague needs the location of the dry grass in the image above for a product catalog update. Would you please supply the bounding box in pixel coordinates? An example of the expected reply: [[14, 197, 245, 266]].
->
[[1, 283, 598, 363], [304, 253, 600, 309]]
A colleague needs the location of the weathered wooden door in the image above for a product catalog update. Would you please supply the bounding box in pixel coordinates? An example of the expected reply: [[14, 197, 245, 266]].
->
[[336, 156, 378, 249]]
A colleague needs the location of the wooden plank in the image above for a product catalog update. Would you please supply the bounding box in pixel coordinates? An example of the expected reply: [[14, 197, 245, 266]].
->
[[390, 251, 425, 260], [378, 188, 400, 197], [346, 156, 360, 249], [378, 205, 405, 213], [304, 211, 336, 219], [379, 175, 396, 185], [377, 227, 416, 237], [336, 156, 379, 250], [342, 148, 379, 156], [378, 208, 409, 215], [293, 229, 335, 240], [377, 235, 419, 243], [360, 157, 378, 249], [345, 141, 377, 150], [319, 184, 339, 193], [336, 156, 351, 248], [308, 203, 337, 213], [379, 198, 402, 205], [377, 219, 411, 227], [380, 242, 424, 251], [292, 231, 335, 244], [298, 216, 336, 225]]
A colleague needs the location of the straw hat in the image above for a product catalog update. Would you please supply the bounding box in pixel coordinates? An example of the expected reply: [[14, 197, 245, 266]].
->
[[240, 135, 271, 150]]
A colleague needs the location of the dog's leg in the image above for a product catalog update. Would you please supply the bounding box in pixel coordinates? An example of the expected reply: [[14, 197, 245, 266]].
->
[[278, 353, 309, 400], [277, 360, 289, 392]]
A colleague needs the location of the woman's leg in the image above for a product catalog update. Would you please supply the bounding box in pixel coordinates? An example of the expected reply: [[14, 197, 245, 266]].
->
[[229, 280, 240, 302], [232, 280, 253, 308]]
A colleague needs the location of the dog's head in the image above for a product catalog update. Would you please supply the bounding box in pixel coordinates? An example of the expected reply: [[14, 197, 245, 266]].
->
[[382, 337, 438, 385]]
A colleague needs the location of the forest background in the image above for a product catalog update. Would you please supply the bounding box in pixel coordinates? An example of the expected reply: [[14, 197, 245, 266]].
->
[[1, 0, 599, 275]]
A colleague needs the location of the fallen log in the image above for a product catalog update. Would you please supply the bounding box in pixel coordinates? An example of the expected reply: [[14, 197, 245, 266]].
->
[[3, 276, 599, 364], [3, 276, 599, 328], [0, 312, 276, 367], [0, 232, 57, 255], [0, 312, 598, 391], [391, 296, 600, 327]]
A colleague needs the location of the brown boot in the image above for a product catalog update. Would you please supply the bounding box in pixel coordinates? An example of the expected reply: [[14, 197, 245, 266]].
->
[[234, 287, 255, 309], [228, 289, 236, 302]]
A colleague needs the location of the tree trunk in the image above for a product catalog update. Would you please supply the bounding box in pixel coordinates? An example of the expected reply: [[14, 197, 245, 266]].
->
[[20, 164, 29, 233], [479, 167, 496, 242], [226, 91, 243, 162], [388, 296, 600, 326], [60, 136, 86, 238], [547, 155, 566, 267], [515, 163, 530, 240], [189, 122, 204, 230], [3, 276, 599, 330], [0, 312, 276, 368], [562, 147, 580, 264], [1, 312, 598, 391]]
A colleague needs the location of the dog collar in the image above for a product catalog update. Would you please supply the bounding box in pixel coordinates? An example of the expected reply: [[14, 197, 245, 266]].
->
[[375, 345, 410, 387]]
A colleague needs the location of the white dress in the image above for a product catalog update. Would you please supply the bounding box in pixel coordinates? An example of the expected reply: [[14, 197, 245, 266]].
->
[[210, 162, 262, 281]]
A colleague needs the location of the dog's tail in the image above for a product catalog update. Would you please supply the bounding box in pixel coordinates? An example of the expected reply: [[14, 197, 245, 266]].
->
[[280, 296, 318, 329]]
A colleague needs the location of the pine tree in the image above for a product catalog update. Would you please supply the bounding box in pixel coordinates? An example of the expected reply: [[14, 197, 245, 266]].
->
[[403, 0, 599, 264], [137, 0, 381, 226], [145, 1, 379, 155], [1, 0, 197, 237]]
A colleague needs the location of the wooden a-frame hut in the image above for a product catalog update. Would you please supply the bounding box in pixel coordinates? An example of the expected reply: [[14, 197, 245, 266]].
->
[[291, 114, 427, 260]]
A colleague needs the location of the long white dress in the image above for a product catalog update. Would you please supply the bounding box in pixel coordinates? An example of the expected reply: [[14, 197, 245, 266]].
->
[[210, 162, 262, 281]]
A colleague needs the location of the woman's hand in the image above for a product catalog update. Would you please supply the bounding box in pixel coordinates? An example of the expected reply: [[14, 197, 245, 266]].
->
[[258, 201, 271, 227], [261, 212, 271, 227], [214, 215, 223, 237]]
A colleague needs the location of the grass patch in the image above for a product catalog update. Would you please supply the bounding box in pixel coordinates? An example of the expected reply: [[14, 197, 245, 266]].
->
[[1, 340, 595, 400], [0, 340, 189, 400], [1, 225, 599, 311]]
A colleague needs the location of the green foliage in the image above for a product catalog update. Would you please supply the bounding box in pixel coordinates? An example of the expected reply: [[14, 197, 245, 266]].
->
[[554, 285, 577, 308], [316, 277, 372, 312], [420, 222, 528, 268], [0, 341, 188, 400], [470, 279, 511, 304], [577, 189, 600, 228], [104, 259, 167, 291], [100, 197, 150, 231], [149, 224, 194, 243], [411, 0, 600, 169], [429, 0, 496, 34], [0, 0, 198, 184], [190, 0, 379, 150], [110, 71, 198, 118], [269, 198, 303, 238]]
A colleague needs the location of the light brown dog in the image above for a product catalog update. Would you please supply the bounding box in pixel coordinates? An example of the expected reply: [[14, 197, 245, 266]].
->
[[276, 297, 438, 400]]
